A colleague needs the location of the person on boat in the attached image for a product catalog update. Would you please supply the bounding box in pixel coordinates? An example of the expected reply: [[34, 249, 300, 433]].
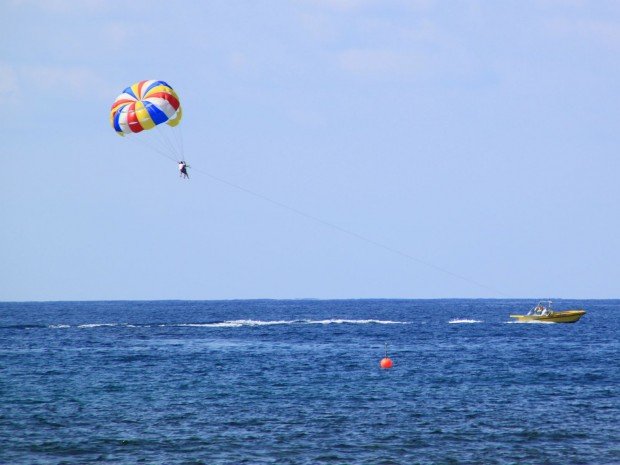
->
[[178, 161, 189, 179]]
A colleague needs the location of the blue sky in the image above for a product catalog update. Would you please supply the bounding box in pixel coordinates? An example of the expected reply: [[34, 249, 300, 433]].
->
[[1, 0, 619, 300]]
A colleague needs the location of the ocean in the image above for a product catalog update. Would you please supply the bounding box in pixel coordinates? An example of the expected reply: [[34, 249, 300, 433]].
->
[[1, 299, 618, 464]]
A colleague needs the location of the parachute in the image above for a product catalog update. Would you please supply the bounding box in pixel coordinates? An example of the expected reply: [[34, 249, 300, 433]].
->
[[110, 80, 184, 160]]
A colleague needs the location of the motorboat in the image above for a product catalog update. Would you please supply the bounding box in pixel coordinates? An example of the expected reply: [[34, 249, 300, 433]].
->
[[510, 300, 586, 323]]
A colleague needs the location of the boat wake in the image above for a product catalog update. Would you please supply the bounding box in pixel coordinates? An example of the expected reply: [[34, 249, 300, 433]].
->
[[448, 319, 483, 324], [77, 323, 120, 328], [44, 319, 411, 329]]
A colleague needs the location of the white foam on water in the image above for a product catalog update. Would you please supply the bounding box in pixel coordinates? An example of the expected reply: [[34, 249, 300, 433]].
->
[[50, 323, 145, 329], [169, 319, 410, 327], [77, 323, 119, 328], [65, 319, 411, 329], [305, 319, 409, 325], [231, 319, 294, 326], [174, 322, 243, 328], [174, 320, 294, 328], [448, 319, 483, 324]]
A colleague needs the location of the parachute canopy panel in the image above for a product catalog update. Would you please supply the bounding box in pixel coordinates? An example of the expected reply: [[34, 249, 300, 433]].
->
[[110, 80, 182, 136]]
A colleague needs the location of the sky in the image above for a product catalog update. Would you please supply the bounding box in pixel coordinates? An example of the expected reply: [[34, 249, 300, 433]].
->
[[1, 0, 619, 301]]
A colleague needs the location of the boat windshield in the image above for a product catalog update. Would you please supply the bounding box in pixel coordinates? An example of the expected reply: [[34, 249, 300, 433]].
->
[[528, 301, 553, 316]]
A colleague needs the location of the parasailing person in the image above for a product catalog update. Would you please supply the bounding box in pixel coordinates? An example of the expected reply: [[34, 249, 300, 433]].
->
[[178, 160, 190, 179]]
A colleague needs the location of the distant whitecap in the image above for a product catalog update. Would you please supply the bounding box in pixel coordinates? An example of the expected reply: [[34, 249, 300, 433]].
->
[[77, 323, 119, 328]]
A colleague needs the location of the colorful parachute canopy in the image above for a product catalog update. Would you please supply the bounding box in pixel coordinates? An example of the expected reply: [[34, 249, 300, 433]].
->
[[110, 80, 182, 136]]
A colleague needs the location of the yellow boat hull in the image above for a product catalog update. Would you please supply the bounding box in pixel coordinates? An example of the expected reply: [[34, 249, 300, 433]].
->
[[509, 310, 586, 323]]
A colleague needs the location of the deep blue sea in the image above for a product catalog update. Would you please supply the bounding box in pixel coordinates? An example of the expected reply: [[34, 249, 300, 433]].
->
[[1, 299, 618, 465]]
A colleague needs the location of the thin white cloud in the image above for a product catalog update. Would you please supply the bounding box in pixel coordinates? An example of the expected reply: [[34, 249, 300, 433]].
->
[[2, 63, 113, 106], [0, 65, 121, 136], [9, 0, 108, 13], [337, 49, 418, 76], [302, 0, 373, 12], [22, 65, 107, 96], [299, 12, 338, 42], [100, 21, 152, 52], [0, 65, 23, 120], [296, 1, 458, 81], [228, 52, 250, 71], [537, 0, 588, 8], [0, 63, 20, 99], [546, 17, 620, 49], [301, 0, 434, 12], [331, 14, 472, 80]]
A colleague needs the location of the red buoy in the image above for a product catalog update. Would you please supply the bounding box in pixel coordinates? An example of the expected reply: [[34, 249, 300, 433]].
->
[[380, 343, 393, 369]]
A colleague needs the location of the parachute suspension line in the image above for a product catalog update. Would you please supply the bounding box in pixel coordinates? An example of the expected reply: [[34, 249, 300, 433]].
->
[[172, 123, 185, 159], [189, 165, 508, 297], [153, 124, 181, 161], [179, 125, 185, 158], [126, 135, 178, 164]]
